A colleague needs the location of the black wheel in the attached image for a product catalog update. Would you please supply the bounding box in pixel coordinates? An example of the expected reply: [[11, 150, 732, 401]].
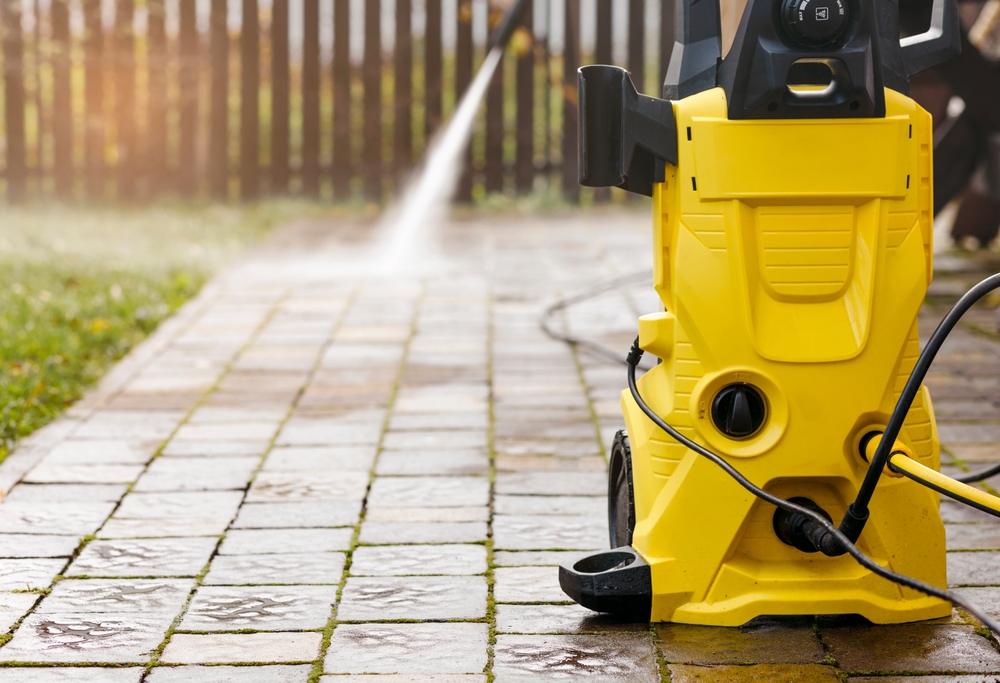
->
[[608, 430, 636, 548]]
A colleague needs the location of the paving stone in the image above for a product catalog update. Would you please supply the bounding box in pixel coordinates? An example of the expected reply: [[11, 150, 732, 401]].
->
[[173, 422, 280, 442], [246, 471, 369, 502], [4, 484, 129, 503], [161, 440, 272, 458], [276, 420, 382, 446], [24, 463, 145, 485], [39, 579, 194, 614], [939, 423, 1000, 444], [97, 517, 233, 539], [113, 491, 245, 520], [261, 446, 376, 472], [0, 591, 40, 632], [381, 431, 487, 451], [389, 412, 489, 431], [941, 501, 999, 524], [0, 613, 172, 663], [948, 551, 1000, 586], [0, 534, 80, 558], [493, 516, 607, 551], [160, 632, 323, 663], [219, 528, 353, 554], [179, 585, 338, 630], [495, 472, 606, 496], [338, 575, 486, 620], [0, 668, 143, 682], [0, 501, 116, 536], [493, 551, 593, 567], [376, 450, 489, 476], [232, 501, 362, 528], [947, 524, 1000, 549], [656, 619, 825, 664], [147, 665, 313, 682], [669, 664, 840, 682], [948, 444, 1000, 462], [367, 477, 490, 508], [324, 623, 488, 674], [358, 522, 488, 545], [42, 440, 157, 465], [187, 407, 288, 423], [0, 558, 65, 590], [822, 623, 1000, 672], [364, 507, 490, 523], [321, 677, 485, 683], [496, 604, 647, 634], [849, 677, 1000, 682], [66, 538, 218, 577], [350, 544, 488, 576], [953, 586, 1000, 621], [133, 457, 260, 492], [494, 566, 568, 604], [493, 634, 659, 682], [494, 495, 606, 517], [202, 552, 346, 585]]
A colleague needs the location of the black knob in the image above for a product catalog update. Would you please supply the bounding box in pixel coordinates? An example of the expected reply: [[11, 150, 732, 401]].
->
[[711, 384, 766, 438], [781, 0, 850, 47]]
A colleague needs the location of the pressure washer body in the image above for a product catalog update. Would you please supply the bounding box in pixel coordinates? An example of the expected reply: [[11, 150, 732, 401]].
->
[[560, 0, 963, 625]]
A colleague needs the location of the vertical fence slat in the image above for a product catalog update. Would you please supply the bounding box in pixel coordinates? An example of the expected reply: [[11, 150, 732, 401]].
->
[[3, 0, 27, 202], [209, 0, 229, 199], [593, 0, 611, 201], [83, 0, 104, 200], [270, 0, 289, 192], [50, 0, 71, 198], [32, 0, 42, 180], [394, 0, 411, 183], [178, 0, 198, 196], [424, 0, 441, 141], [115, 0, 136, 200], [332, 0, 350, 198], [146, 0, 166, 195], [514, 0, 532, 193], [562, 0, 578, 202], [240, 0, 260, 200], [302, 0, 319, 195], [362, 0, 381, 201], [541, 0, 550, 188], [485, 3, 503, 193], [628, 0, 644, 93], [659, 0, 673, 98], [454, 0, 472, 202]]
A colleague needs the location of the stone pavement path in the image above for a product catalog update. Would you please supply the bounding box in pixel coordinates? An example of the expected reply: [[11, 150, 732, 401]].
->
[[0, 211, 999, 682]]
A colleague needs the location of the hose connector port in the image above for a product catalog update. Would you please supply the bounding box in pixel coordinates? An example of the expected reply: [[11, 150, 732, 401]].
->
[[859, 430, 911, 478]]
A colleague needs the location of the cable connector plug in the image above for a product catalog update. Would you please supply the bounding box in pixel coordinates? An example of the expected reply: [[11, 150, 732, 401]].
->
[[627, 337, 645, 368]]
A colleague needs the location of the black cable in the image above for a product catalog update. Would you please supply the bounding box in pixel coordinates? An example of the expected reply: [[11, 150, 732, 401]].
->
[[847, 273, 1000, 538], [955, 461, 1000, 484], [539, 271, 654, 368], [625, 339, 1000, 636]]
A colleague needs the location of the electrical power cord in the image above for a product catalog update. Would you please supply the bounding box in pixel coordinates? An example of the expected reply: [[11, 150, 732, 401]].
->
[[625, 340, 1000, 636], [956, 461, 1000, 484]]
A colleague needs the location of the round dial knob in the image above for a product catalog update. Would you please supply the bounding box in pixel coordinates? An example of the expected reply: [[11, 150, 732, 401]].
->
[[711, 384, 767, 439], [781, 0, 850, 47]]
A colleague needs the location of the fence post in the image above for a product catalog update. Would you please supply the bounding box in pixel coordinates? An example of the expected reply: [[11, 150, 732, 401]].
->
[[178, 0, 198, 197], [270, 0, 288, 193], [32, 0, 43, 184], [115, 0, 136, 201], [514, 0, 533, 194], [332, 0, 350, 199], [363, 0, 381, 201], [454, 0, 473, 202], [562, 0, 578, 202], [628, 0, 644, 93], [424, 0, 441, 142], [593, 0, 612, 201], [240, 0, 260, 200], [302, 0, 319, 195], [50, 0, 71, 199], [394, 0, 411, 186], [3, 0, 27, 203], [146, 0, 166, 196], [485, 4, 504, 194], [660, 0, 673, 98], [209, 0, 228, 199]]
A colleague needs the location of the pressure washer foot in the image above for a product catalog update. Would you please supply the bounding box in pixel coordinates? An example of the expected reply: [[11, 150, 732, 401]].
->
[[558, 546, 652, 620]]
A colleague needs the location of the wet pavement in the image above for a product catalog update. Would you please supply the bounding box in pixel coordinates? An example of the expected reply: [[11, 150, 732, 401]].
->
[[0, 210, 999, 681]]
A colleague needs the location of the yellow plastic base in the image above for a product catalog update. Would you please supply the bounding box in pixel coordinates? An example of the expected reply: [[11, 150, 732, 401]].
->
[[625, 86, 950, 626]]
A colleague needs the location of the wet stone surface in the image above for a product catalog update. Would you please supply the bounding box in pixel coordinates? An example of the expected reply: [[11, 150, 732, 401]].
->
[[337, 576, 487, 621], [179, 585, 337, 630], [66, 538, 218, 578], [493, 634, 660, 682]]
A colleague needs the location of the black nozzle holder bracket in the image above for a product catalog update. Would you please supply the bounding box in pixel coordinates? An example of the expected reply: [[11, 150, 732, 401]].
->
[[578, 65, 678, 198], [559, 546, 652, 620]]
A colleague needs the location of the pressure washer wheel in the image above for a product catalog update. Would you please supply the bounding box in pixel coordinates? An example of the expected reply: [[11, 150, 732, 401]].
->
[[608, 430, 636, 548]]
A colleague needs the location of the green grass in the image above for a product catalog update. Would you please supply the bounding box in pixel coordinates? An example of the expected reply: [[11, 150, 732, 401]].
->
[[0, 201, 309, 464]]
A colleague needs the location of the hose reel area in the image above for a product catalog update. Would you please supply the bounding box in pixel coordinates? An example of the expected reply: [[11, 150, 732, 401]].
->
[[558, 0, 1000, 637]]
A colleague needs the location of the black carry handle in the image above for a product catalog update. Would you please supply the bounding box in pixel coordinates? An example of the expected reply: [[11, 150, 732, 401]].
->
[[578, 65, 677, 197], [900, 0, 961, 77]]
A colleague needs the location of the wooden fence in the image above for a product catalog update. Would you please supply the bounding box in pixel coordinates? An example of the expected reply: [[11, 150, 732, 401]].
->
[[0, 0, 694, 204]]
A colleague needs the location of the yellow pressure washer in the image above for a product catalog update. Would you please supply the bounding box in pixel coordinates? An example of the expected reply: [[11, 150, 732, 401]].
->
[[559, 0, 1000, 630]]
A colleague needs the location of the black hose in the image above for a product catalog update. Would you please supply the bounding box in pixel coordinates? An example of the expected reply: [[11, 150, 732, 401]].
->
[[955, 461, 1000, 484], [626, 339, 1000, 636], [846, 272, 1000, 540]]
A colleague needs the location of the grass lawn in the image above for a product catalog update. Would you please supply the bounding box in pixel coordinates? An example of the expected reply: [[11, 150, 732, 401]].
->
[[0, 201, 309, 464]]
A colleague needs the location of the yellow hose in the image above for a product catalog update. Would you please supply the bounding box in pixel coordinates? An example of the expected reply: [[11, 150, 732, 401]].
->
[[888, 453, 1000, 517]]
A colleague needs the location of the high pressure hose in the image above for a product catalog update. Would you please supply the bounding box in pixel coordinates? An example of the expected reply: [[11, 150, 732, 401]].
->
[[625, 340, 1000, 636]]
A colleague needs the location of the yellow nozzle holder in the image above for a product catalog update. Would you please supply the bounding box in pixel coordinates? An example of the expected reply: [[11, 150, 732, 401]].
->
[[861, 432, 909, 478]]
